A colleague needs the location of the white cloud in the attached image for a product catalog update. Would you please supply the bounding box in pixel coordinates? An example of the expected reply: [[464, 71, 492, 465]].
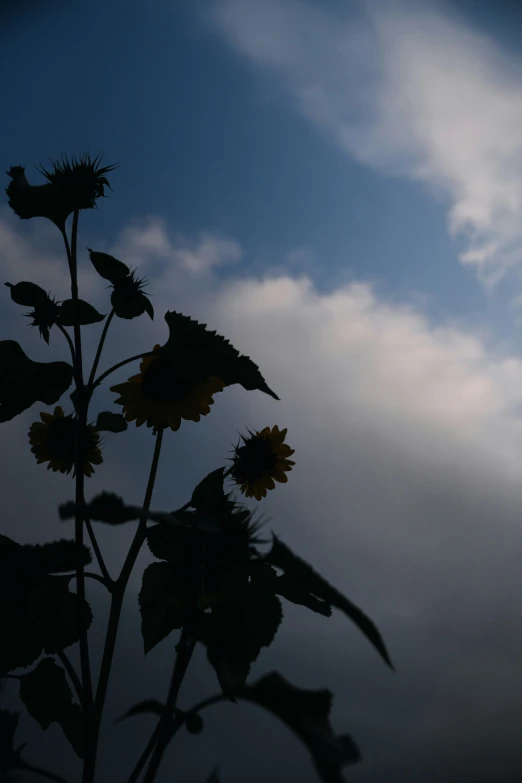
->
[[210, 0, 522, 286], [6, 215, 522, 779]]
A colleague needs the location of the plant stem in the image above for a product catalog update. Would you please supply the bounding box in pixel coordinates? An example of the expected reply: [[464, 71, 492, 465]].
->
[[142, 626, 196, 783], [18, 760, 72, 783], [90, 350, 155, 392], [57, 324, 76, 364], [63, 212, 95, 783], [92, 429, 164, 773], [84, 515, 114, 589], [88, 309, 114, 387]]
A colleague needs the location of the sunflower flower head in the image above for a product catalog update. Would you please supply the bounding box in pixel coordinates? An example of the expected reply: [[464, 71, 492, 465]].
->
[[110, 345, 225, 433], [5, 281, 60, 344], [228, 425, 296, 501], [28, 406, 103, 477], [110, 269, 154, 320]]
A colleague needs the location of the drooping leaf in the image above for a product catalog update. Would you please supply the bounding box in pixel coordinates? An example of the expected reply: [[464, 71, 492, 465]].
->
[[197, 587, 283, 694], [265, 536, 394, 669], [95, 411, 128, 433], [88, 248, 129, 283], [57, 299, 105, 326], [0, 341, 74, 422], [274, 575, 332, 618], [190, 468, 228, 514], [160, 311, 279, 399], [139, 563, 185, 653], [5, 281, 49, 307], [114, 699, 166, 724], [18, 658, 84, 758], [206, 767, 221, 783], [237, 673, 360, 783], [59, 493, 181, 527]]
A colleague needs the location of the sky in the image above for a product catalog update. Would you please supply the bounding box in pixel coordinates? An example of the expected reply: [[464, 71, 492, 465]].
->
[[4, 0, 522, 781]]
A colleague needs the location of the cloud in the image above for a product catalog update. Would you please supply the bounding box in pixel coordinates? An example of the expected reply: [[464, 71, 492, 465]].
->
[[111, 215, 242, 274], [5, 215, 522, 780], [210, 0, 522, 287]]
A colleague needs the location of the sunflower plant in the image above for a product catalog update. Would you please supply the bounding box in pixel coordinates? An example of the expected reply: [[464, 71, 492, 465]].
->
[[0, 153, 394, 783]]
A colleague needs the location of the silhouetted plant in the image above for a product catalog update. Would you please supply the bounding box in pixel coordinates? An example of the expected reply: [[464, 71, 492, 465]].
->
[[1, 153, 394, 783]]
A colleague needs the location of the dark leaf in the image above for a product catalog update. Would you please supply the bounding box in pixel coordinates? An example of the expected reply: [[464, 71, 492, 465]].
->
[[0, 341, 73, 423], [88, 249, 129, 284], [190, 468, 228, 514], [275, 575, 332, 618], [115, 699, 165, 724], [198, 588, 283, 694], [59, 493, 177, 527], [160, 311, 278, 399], [17, 539, 91, 574], [206, 767, 220, 783], [239, 673, 361, 783], [27, 576, 92, 654], [139, 563, 184, 653], [57, 299, 105, 326], [5, 281, 49, 307], [18, 658, 84, 758], [265, 536, 393, 669], [95, 411, 128, 433]]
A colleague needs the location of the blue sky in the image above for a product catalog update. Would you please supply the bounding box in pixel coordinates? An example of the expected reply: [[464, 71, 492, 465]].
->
[[5, 1, 522, 782]]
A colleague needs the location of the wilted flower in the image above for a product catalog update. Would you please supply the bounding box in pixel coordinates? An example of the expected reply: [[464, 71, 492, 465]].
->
[[228, 425, 295, 501], [6, 152, 119, 231], [88, 248, 153, 320], [110, 345, 225, 432], [28, 406, 103, 477], [5, 282, 60, 344]]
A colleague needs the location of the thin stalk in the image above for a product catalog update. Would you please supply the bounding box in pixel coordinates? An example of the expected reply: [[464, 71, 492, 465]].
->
[[88, 309, 115, 387], [84, 515, 114, 589], [63, 212, 95, 783], [92, 430, 164, 768], [142, 626, 196, 783], [57, 323, 76, 364], [90, 350, 155, 392]]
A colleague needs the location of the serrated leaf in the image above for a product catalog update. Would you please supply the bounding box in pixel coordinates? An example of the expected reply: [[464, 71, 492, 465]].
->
[[17, 539, 92, 574], [5, 281, 49, 307], [160, 311, 278, 399], [18, 658, 84, 758], [57, 299, 105, 326], [238, 673, 360, 783], [27, 575, 92, 654], [265, 536, 393, 669], [0, 341, 74, 422], [139, 563, 184, 653], [95, 411, 128, 433], [115, 699, 165, 724], [198, 588, 283, 694], [88, 249, 129, 283]]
